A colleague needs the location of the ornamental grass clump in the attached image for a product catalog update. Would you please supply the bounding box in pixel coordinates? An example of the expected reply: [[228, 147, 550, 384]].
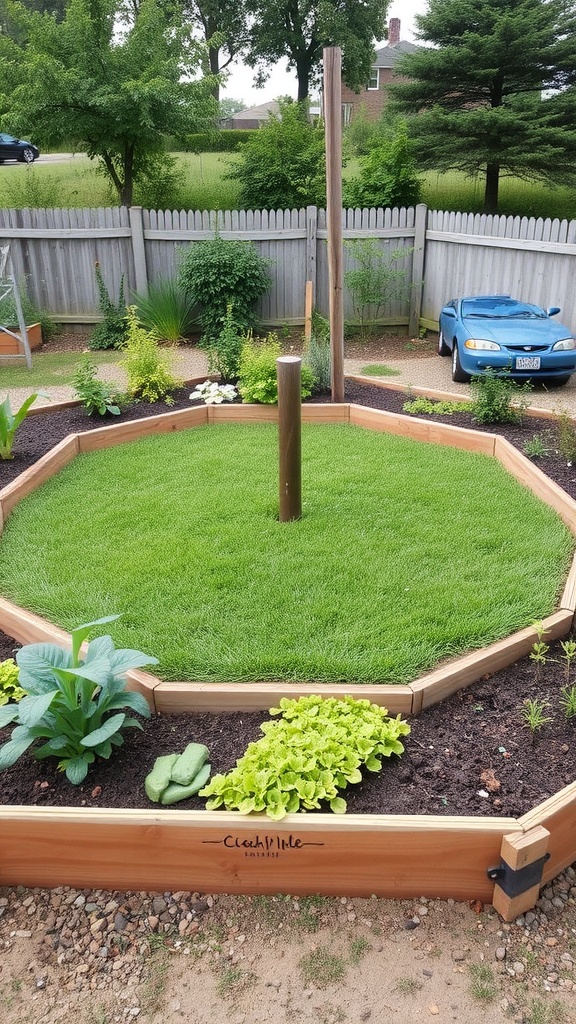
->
[[200, 694, 410, 820]]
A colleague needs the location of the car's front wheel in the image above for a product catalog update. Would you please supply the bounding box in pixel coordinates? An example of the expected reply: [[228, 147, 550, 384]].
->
[[438, 330, 450, 356], [451, 341, 471, 383], [21, 148, 35, 163]]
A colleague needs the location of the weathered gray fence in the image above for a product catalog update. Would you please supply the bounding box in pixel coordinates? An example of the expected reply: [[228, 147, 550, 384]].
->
[[1, 203, 576, 333]]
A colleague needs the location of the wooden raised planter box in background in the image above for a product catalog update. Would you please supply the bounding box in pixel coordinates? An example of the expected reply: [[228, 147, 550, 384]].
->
[[0, 322, 42, 354], [1, 402, 576, 917]]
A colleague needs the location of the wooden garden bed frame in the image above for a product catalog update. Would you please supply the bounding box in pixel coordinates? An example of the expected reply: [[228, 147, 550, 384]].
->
[[1, 400, 576, 920]]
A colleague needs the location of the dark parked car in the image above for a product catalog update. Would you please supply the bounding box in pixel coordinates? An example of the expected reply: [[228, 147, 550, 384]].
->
[[0, 133, 39, 164]]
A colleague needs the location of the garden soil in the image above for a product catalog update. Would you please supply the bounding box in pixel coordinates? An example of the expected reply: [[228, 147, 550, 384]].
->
[[1, 362, 576, 1022]]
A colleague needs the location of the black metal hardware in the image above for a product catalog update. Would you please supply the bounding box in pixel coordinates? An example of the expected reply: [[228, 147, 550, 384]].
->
[[487, 852, 550, 899]]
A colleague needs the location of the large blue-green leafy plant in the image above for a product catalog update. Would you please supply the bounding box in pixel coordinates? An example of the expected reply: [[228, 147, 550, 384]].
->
[[0, 616, 157, 784], [200, 694, 411, 820]]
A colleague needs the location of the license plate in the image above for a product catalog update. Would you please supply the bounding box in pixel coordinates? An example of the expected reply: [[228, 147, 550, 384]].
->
[[515, 356, 541, 370]]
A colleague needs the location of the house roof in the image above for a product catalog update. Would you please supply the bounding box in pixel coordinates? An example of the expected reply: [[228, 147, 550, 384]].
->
[[373, 40, 418, 68], [232, 101, 280, 122]]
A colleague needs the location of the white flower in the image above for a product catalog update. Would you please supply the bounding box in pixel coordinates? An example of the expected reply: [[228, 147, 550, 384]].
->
[[190, 380, 238, 405]]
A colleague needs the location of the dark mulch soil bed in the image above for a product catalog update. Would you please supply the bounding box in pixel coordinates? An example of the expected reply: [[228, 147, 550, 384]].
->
[[1, 378, 575, 818]]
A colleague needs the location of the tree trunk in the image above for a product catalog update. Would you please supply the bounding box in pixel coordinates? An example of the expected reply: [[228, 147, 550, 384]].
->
[[484, 161, 500, 214], [296, 58, 310, 102], [209, 45, 220, 103], [121, 145, 134, 207]]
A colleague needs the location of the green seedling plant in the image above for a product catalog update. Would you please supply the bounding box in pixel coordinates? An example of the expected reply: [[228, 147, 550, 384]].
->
[[523, 434, 551, 459], [559, 684, 576, 720], [0, 659, 26, 705], [520, 698, 553, 740], [0, 392, 49, 459], [71, 358, 122, 416], [529, 641, 550, 680], [200, 694, 410, 820], [0, 615, 157, 784], [559, 639, 576, 684]]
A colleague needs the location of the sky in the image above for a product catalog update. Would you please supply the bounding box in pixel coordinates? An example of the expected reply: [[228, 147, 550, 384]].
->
[[220, 1, 427, 107]]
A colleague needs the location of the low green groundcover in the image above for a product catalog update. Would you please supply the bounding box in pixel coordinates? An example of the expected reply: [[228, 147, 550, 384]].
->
[[0, 423, 571, 683]]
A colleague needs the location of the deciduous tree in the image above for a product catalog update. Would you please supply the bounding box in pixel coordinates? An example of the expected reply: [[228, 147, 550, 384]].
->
[[1, 0, 216, 205], [247, 0, 389, 102]]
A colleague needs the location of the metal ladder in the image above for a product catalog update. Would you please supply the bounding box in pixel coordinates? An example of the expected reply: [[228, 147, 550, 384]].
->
[[0, 245, 32, 369]]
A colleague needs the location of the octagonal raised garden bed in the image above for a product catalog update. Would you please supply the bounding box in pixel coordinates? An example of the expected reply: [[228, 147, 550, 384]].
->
[[1, 401, 575, 920]]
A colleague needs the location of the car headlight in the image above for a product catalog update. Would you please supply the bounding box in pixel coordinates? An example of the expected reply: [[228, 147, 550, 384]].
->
[[552, 338, 576, 351], [464, 339, 501, 351]]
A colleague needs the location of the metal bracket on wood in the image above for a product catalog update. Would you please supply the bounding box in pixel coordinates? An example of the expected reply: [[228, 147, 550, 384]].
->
[[487, 852, 550, 899]]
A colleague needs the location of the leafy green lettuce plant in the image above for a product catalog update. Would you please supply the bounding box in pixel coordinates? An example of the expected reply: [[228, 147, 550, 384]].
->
[[0, 615, 157, 784], [0, 659, 26, 705], [200, 694, 410, 820]]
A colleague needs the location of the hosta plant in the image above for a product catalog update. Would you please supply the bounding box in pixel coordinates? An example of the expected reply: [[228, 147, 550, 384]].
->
[[0, 615, 157, 784], [200, 694, 410, 820]]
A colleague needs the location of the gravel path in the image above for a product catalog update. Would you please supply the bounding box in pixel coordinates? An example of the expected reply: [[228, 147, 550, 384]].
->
[[1, 867, 575, 1023], [5, 344, 576, 417]]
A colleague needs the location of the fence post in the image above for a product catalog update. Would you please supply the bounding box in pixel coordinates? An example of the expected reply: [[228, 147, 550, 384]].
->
[[306, 205, 318, 305], [129, 205, 148, 297], [408, 203, 427, 338]]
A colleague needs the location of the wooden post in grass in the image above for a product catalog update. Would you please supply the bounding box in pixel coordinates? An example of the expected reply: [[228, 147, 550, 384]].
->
[[323, 46, 345, 403], [277, 356, 302, 522]]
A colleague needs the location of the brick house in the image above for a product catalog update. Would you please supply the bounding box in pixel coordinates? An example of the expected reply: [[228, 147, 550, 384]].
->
[[340, 18, 417, 125]]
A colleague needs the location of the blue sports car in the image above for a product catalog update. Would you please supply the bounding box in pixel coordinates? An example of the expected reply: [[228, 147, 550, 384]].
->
[[438, 295, 576, 386]]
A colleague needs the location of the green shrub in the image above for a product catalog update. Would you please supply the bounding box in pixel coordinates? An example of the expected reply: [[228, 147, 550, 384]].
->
[[343, 122, 422, 210], [201, 304, 245, 382], [0, 615, 156, 784], [178, 235, 271, 342], [132, 154, 180, 211], [132, 277, 197, 342], [344, 238, 413, 337], [238, 332, 315, 404], [0, 659, 26, 706], [343, 104, 379, 156], [71, 358, 122, 416], [200, 694, 411, 820], [121, 307, 181, 403], [89, 262, 128, 350], [469, 370, 532, 424], [226, 99, 326, 210]]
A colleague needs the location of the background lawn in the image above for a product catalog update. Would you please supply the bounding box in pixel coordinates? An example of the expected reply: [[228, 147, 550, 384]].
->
[[1, 155, 574, 220], [0, 423, 571, 684]]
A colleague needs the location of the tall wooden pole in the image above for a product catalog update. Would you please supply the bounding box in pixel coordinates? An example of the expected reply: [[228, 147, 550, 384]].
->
[[323, 46, 345, 403], [277, 356, 302, 522]]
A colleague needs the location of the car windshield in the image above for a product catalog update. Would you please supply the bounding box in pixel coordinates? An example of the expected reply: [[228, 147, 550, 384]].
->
[[462, 298, 547, 320]]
